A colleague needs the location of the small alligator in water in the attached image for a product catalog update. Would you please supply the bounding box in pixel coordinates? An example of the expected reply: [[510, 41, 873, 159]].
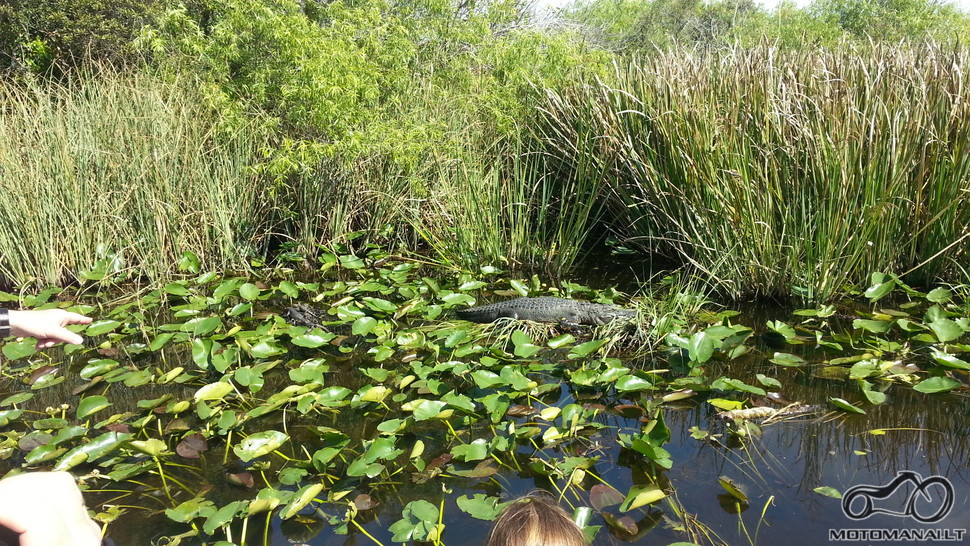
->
[[456, 297, 636, 326], [282, 303, 327, 329]]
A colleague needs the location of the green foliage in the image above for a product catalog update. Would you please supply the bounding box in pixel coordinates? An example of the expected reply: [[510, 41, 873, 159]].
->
[[558, 0, 970, 49], [0, 0, 164, 74]]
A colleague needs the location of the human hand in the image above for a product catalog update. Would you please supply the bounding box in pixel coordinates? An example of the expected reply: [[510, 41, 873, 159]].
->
[[0, 472, 102, 546], [8, 309, 93, 349]]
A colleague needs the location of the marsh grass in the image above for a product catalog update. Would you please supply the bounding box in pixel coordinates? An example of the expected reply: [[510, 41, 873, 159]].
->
[[406, 134, 610, 273], [0, 70, 266, 287], [541, 43, 970, 300]]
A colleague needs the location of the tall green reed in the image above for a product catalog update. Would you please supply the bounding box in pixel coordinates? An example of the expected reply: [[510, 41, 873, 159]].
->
[[540, 43, 970, 300], [0, 71, 265, 287]]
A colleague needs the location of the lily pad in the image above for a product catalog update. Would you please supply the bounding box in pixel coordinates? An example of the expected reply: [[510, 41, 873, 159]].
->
[[234, 430, 289, 461]]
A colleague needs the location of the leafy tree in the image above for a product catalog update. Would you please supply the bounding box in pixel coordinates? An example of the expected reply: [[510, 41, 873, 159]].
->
[[0, 0, 164, 74]]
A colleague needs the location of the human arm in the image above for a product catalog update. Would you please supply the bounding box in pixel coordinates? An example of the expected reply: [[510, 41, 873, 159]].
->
[[0, 472, 102, 546], [4, 309, 92, 349]]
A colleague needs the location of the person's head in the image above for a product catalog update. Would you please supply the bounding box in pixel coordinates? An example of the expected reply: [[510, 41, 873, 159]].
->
[[486, 492, 587, 546]]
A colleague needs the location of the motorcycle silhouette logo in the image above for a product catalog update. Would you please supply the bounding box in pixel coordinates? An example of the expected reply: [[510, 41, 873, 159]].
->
[[841, 471, 954, 523]]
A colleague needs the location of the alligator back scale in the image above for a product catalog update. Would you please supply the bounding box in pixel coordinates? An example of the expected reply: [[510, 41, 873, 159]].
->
[[455, 296, 636, 326]]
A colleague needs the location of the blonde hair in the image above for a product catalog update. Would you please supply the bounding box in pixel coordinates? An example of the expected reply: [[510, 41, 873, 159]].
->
[[486, 492, 588, 546]]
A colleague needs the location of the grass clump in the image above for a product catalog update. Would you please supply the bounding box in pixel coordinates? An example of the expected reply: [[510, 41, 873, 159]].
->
[[540, 43, 970, 301], [0, 70, 266, 287]]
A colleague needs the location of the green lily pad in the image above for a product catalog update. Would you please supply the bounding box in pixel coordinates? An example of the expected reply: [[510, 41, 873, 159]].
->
[[234, 430, 288, 461], [77, 395, 112, 419]]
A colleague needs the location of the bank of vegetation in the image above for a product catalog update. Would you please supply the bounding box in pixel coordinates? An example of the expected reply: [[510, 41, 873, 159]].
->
[[1, 0, 969, 301]]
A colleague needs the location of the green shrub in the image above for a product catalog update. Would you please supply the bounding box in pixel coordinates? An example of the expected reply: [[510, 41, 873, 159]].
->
[[0, 0, 164, 74]]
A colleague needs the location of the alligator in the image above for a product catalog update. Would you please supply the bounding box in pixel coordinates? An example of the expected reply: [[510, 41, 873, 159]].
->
[[718, 403, 823, 422], [282, 303, 327, 329], [456, 297, 636, 326]]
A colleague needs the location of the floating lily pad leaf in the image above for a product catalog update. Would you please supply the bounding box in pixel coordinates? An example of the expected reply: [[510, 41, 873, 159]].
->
[[77, 396, 111, 419], [928, 318, 963, 342], [509, 279, 529, 296], [864, 278, 895, 301], [234, 430, 288, 461], [766, 320, 797, 342], [3, 340, 36, 360], [456, 494, 507, 521], [203, 500, 246, 535], [458, 281, 487, 291], [195, 382, 235, 402], [449, 459, 498, 478], [279, 483, 324, 520], [149, 333, 175, 351], [335, 305, 366, 321], [755, 374, 782, 388], [603, 513, 638, 535], [718, 476, 748, 502], [410, 399, 449, 421], [317, 386, 351, 405], [471, 370, 503, 389], [247, 488, 287, 514], [707, 398, 744, 411], [859, 381, 887, 405], [33, 417, 68, 430], [441, 293, 475, 306], [25, 444, 66, 466], [166, 498, 216, 523], [352, 316, 378, 336], [568, 338, 608, 359], [239, 282, 262, 301], [358, 385, 390, 404], [339, 254, 365, 269], [852, 319, 891, 333], [164, 282, 191, 297], [512, 330, 542, 358], [362, 297, 397, 313], [615, 375, 653, 392], [177, 433, 209, 458], [249, 340, 284, 359], [346, 458, 385, 478], [181, 316, 221, 336], [930, 350, 970, 370], [53, 431, 132, 471], [711, 377, 765, 396], [499, 367, 535, 391], [277, 281, 299, 298], [389, 500, 441, 543], [130, 438, 169, 457], [687, 331, 715, 363], [228, 302, 252, 317], [828, 397, 866, 414], [619, 484, 666, 512], [814, 486, 842, 498], [590, 484, 625, 511], [913, 377, 961, 394], [86, 320, 122, 336], [451, 438, 489, 462], [1, 392, 33, 406], [31, 372, 64, 390], [0, 409, 23, 427], [926, 287, 952, 303], [770, 352, 806, 367], [547, 333, 576, 348]]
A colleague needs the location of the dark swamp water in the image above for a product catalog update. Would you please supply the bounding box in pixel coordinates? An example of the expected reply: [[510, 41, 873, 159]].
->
[[0, 260, 967, 546]]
